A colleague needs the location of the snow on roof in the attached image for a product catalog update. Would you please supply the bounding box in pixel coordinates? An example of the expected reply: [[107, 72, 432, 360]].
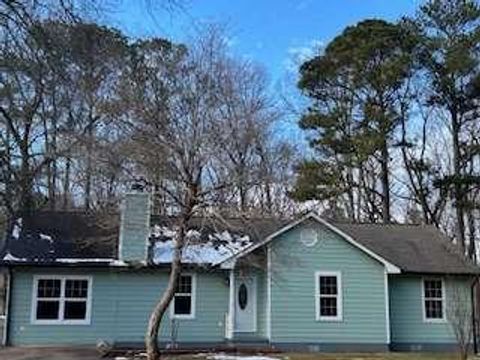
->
[[11, 218, 22, 239], [2, 252, 26, 262], [151, 227, 253, 265], [54, 258, 119, 264], [39, 233, 54, 243], [1, 253, 126, 266]]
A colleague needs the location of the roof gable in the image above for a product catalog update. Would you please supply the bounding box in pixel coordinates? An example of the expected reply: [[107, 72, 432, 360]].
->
[[219, 212, 401, 273], [334, 222, 479, 275]]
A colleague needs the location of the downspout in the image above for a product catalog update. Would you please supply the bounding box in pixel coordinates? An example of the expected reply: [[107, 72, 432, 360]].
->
[[2, 267, 12, 346], [471, 276, 479, 355]]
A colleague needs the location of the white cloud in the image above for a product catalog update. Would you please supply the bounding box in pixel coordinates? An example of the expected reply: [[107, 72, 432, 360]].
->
[[295, 0, 313, 11], [284, 39, 324, 74]]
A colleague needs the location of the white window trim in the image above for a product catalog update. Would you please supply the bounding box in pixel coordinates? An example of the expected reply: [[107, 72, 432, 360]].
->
[[31, 275, 92, 325], [315, 271, 343, 322], [422, 277, 446, 323], [170, 273, 196, 320]]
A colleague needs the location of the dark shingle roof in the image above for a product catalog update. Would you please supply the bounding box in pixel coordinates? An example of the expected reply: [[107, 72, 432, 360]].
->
[[1, 211, 477, 274], [150, 215, 478, 274], [333, 222, 479, 275], [0, 212, 118, 264]]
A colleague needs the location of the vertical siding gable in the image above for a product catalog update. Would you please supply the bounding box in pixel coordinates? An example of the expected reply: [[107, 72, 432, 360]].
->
[[270, 222, 388, 344]]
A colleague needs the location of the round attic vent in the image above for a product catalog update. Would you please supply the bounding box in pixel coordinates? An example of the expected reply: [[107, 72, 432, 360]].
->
[[300, 227, 318, 247]]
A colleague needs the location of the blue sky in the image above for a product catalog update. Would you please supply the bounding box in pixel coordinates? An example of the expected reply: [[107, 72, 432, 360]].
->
[[108, 1, 418, 145], [111, 0, 418, 82]]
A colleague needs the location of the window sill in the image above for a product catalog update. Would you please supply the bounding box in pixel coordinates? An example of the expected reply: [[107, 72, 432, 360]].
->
[[31, 319, 91, 325], [423, 318, 447, 324], [170, 315, 195, 320], [316, 317, 343, 322]]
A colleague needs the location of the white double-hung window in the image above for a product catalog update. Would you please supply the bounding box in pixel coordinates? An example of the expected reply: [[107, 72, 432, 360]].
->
[[423, 278, 445, 322], [315, 271, 342, 321], [171, 274, 196, 319], [31, 276, 92, 325]]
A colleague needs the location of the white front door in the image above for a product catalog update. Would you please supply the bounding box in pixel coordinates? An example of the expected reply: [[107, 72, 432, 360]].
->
[[234, 276, 257, 332]]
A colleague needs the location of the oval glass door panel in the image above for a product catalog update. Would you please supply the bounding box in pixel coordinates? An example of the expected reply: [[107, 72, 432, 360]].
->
[[238, 283, 248, 310]]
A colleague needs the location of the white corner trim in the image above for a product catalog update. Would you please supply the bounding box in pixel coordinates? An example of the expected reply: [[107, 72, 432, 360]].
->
[[421, 277, 447, 324], [266, 244, 272, 340], [118, 198, 126, 261], [144, 191, 152, 261], [227, 269, 235, 339], [30, 275, 93, 326], [2, 271, 11, 345], [315, 271, 343, 322], [218, 212, 401, 274], [169, 273, 197, 320], [384, 270, 391, 344]]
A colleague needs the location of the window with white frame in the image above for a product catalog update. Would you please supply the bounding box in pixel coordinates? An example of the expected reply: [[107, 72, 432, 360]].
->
[[31, 276, 92, 324], [315, 272, 342, 321], [172, 274, 195, 319], [423, 278, 445, 321]]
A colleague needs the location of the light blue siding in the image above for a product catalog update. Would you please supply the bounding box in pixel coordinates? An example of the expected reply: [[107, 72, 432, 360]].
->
[[9, 267, 229, 345], [256, 270, 268, 338], [119, 192, 150, 262], [390, 275, 473, 346], [270, 221, 388, 344]]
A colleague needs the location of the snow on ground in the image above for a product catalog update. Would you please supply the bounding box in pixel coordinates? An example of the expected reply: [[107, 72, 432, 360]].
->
[[205, 354, 280, 360], [151, 227, 253, 265], [113, 352, 280, 360], [55, 258, 118, 263]]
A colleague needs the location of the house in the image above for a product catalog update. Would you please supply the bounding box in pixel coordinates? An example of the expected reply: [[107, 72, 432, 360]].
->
[[0, 190, 478, 352]]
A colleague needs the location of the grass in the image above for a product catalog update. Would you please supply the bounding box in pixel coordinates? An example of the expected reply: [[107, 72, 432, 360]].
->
[[165, 352, 465, 360], [280, 353, 463, 360]]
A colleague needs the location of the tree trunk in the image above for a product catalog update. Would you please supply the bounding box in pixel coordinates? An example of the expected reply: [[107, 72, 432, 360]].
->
[[19, 130, 33, 214], [63, 155, 71, 210], [451, 114, 466, 252], [467, 204, 476, 261], [145, 192, 196, 360], [345, 165, 356, 222], [380, 138, 391, 224], [84, 120, 94, 210], [145, 245, 182, 360]]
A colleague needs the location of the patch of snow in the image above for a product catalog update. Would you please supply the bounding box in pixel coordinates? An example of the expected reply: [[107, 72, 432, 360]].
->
[[152, 229, 253, 265], [55, 258, 117, 263], [2, 252, 26, 262], [152, 225, 176, 238], [206, 354, 280, 360], [39, 233, 54, 243], [110, 259, 128, 266], [12, 218, 22, 239]]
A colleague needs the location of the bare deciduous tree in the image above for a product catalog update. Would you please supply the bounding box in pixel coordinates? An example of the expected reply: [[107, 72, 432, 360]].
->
[[447, 280, 475, 360]]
